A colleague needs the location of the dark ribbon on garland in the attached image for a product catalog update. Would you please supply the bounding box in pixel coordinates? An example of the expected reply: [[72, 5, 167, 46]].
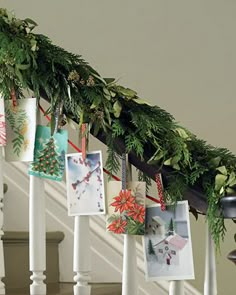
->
[[39, 104, 160, 204]]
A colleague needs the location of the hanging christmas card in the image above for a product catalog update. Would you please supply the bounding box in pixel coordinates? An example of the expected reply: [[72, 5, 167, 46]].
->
[[28, 125, 68, 181], [106, 181, 146, 235], [5, 98, 36, 161], [66, 151, 105, 216], [143, 201, 195, 281], [0, 98, 6, 146]]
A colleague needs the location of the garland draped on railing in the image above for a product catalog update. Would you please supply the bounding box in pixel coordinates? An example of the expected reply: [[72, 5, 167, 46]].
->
[[0, 8, 236, 247]]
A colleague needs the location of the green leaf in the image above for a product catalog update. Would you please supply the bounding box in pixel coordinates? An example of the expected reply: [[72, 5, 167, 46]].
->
[[175, 127, 189, 139], [113, 101, 122, 118], [24, 18, 38, 27], [16, 64, 30, 70], [209, 156, 221, 168], [226, 187, 236, 195], [164, 158, 172, 166], [133, 98, 151, 106], [216, 166, 228, 176], [148, 149, 164, 164], [226, 172, 236, 187], [104, 78, 115, 84], [215, 174, 228, 191]]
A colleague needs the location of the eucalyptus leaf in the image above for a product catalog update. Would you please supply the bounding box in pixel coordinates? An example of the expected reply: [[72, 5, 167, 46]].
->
[[226, 172, 236, 187], [133, 98, 152, 106], [215, 174, 228, 191], [113, 101, 122, 118], [24, 18, 38, 27], [16, 63, 30, 70], [209, 156, 221, 168], [226, 187, 236, 195], [175, 127, 189, 139], [216, 166, 228, 176], [164, 158, 172, 166]]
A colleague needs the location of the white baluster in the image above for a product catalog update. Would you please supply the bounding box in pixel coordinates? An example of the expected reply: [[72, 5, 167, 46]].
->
[[122, 235, 138, 295], [204, 223, 217, 295], [169, 281, 185, 295], [0, 147, 5, 295], [29, 176, 46, 295], [122, 158, 138, 295], [73, 215, 91, 295]]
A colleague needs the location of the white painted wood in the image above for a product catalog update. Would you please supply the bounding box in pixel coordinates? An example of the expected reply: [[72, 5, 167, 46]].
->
[[122, 235, 138, 295], [29, 175, 46, 295], [0, 147, 5, 295], [204, 223, 217, 295], [122, 159, 138, 295], [4, 161, 202, 295], [169, 281, 185, 295], [73, 215, 91, 295]]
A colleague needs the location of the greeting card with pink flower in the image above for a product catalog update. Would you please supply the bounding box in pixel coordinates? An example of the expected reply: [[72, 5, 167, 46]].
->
[[106, 181, 146, 235]]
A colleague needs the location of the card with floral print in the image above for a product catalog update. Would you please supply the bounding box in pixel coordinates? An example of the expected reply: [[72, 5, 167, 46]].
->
[[106, 181, 146, 235], [4, 98, 36, 161], [0, 98, 6, 146], [66, 151, 105, 216]]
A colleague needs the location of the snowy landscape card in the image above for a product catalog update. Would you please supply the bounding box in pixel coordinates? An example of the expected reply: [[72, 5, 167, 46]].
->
[[0, 98, 6, 146], [66, 151, 105, 216], [5, 98, 36, 161], [143, 201, 194, 281], [106, 181, 146, 235], [28, 125, 68, 181]]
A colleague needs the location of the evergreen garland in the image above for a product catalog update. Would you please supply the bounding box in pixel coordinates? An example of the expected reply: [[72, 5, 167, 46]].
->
[[0, 8, 236, 248]]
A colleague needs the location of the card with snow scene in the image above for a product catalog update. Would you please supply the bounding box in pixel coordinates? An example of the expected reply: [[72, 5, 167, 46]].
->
[[106, 181, 146, 235], [143, 201, 195, 281], [66, 151, 105, 216]]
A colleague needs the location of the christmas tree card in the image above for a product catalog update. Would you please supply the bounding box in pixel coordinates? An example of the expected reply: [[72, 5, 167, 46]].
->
[[66, 151, 105, 216], [143, 201, 195, 281], [29, 125, 68, 181], [0, 97, 6, 146], [5, 98, 36, 161], [106, 181, 146, 235]]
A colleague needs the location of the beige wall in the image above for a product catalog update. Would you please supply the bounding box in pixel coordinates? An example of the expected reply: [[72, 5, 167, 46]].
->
[[2, 0, 236, 294]]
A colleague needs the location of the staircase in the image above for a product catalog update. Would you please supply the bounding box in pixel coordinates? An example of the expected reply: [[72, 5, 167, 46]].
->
[[2, 161, 201, 295]]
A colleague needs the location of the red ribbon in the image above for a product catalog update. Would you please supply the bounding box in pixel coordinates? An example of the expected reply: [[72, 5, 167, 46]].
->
[[39, 104, 160, 204], [11, 89, 17, 107], [155, 173, 166, 210], [81, 123, 86, 161]]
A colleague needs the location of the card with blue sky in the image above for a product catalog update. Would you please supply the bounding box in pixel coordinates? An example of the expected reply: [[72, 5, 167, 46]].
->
[[28, 125, 68, 181], [5, 98, 36, 161], [143, 201, 195, 281], [66, 151, 105, 216]]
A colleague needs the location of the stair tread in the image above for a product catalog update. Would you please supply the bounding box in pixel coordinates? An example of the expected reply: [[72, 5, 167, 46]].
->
[[6, 283, 122, 295]]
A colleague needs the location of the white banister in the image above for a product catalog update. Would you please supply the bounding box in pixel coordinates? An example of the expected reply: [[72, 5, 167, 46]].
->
[[73, 215, 91, 295], [29, 176, 46, 295], [204, 223, 217, 295], [122, 156, 138, 295], [169, 281, 185, 295], [0, 147, 5, 295]]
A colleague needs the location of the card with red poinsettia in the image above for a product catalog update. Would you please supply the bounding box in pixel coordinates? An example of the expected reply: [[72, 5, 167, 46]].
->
[[0, 97, 6, 146], [106, 181, 146, 235]]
